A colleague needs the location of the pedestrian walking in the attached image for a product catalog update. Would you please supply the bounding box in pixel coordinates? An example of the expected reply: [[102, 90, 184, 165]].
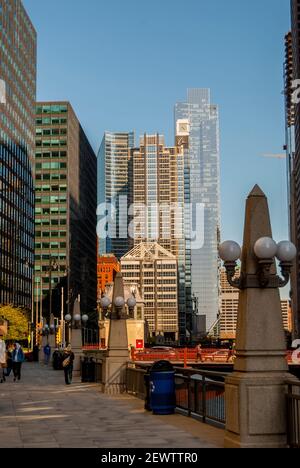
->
[[12, 343, 25, 382], [0, 337, 6, 383], [43, 343, 51, 365], [226, 341, 235, 363], [33, 344, 40, 362], [195, 343, 204, 363], [5, 345, 13, 378], [62, 344, 75, 385], [52, 348, 63, 370]]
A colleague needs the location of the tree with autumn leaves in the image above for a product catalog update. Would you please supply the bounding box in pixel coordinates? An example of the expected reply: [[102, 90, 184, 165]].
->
[[0, 305, 29, 341]]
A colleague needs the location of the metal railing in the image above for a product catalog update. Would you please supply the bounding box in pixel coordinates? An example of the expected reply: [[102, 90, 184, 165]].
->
[[80, 357, 103, 383], [95, 360, 103, 383], [126, 364, 226, 428], [174, 368, 226, 427], [287, 380, 300, 448], [126, 366, 147, 399]]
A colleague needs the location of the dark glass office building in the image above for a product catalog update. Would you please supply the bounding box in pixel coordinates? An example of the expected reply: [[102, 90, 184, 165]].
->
[[98, 132, 135, 259], [34, 102, 97, 323], [0, 0, 36, 309]]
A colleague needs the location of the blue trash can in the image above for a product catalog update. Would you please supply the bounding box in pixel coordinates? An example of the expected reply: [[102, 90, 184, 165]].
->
[[150, 360, 176, 415]]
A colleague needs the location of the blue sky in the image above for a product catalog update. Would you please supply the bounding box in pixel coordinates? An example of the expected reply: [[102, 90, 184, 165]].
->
[[24, 0, 290, 247]]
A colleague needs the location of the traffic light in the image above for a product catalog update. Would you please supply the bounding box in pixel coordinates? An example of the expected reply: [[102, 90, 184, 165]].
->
[[56, 327, 61, 344]]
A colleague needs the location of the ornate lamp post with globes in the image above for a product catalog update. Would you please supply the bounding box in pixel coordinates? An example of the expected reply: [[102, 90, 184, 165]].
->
[[97, 272, 133, 394], [219, 238, 296, 290], [219, 185, 296, 449]]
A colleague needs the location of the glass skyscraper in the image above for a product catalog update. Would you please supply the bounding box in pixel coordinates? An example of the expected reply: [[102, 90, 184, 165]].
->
[[175, 89, 220, 332], [98, 132, 134, 259], [0, 0, 36, 309]]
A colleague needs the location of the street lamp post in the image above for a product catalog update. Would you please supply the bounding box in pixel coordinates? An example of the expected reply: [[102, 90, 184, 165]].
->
[[64, 312, 88, 345], [64, 313, 72, 345], [81, 314, 89, 346], [219, 185, 297, 448], [24, 258, 34, 350], [48, 256, 58, 324], [219, 238, 296, 290]]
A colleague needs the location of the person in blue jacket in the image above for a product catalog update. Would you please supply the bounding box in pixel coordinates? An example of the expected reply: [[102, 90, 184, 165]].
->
[[43, 343, 51, 366], [12, 343, 25, 382]]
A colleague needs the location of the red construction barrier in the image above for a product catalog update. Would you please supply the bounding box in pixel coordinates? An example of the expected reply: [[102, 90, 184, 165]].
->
[[132, 348, 297, 364]]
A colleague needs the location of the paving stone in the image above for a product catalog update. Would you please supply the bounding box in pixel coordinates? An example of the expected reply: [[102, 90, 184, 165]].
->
[[0, 362, 224, 448]]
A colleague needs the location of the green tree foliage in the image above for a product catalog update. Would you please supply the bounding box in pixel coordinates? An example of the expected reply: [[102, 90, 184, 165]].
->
[[0, 305, 29, 341]]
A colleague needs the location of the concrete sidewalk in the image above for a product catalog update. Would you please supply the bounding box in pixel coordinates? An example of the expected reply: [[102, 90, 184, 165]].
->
[[0, 363, 224, 448]]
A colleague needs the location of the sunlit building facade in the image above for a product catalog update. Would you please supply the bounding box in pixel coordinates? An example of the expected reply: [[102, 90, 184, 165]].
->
[[121, 242, 178, 342], [97, 254, 120, 299], [130, 134, 192, 343]]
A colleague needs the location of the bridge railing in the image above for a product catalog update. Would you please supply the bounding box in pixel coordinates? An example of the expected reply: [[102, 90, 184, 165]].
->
[[287, 380, 300, 448], [126, 364, 227, 428], [174, 368, 226, 427], [126, 366, 147, 399]]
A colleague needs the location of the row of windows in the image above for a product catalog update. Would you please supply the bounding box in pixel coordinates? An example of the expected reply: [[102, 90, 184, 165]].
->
[[35, 184, 67, 193], [36, 117, 67, 126], [35, 151, 67, 159], [35, 231, 67, 238], [157, 264, 177, 270], [36, 105, 68, 114], [36, 173, 67, 181], [35, 218, 67, 226], [35, 253, 67, 261], [36, 162, 67, 170], [36, 128, 67, 136], [34, 277, 65, 286], [35, 207, 67, 215], [35, 242, 67, 249], [36, 140, 67, 148], [34, 265, 66, 273], [35, 195, 67, 204]]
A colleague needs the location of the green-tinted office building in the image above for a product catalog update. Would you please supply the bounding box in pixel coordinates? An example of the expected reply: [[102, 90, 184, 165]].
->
[[34, 102, 97, 323]]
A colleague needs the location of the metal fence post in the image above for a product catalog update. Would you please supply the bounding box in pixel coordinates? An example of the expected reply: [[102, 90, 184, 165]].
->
[[195, 379, 200, 414], [187, 375, 192, 417], [202, 375, 207, 424]]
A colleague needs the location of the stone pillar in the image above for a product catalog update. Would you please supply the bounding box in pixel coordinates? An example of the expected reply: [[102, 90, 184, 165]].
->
[[48, 314, 56, 352], [225, 185, 291, 448], [70, 299, 83, 377], [101, 272, 129, 394]]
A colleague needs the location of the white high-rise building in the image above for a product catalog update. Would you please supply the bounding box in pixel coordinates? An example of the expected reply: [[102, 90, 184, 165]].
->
[[121, 242, 179, 342]]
